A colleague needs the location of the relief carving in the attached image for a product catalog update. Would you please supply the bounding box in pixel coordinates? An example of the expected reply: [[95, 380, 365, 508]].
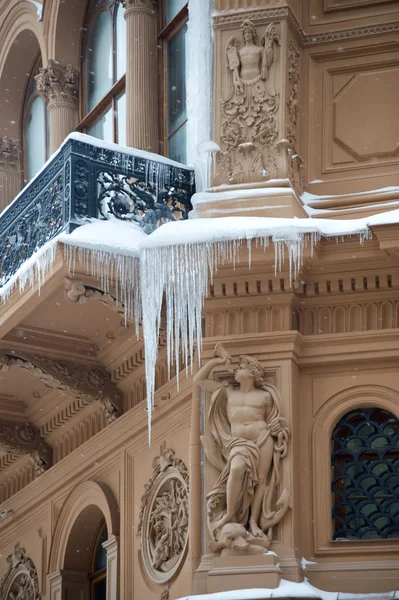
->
[[0, 352, 123, 423], [138, 449, 189, 585], [63, 277, 125, 316], [0, 420, 52, 475], [35, 61, 79, 108], [0, 137, 20, 172], [0, 544, 40, 600], [215, 20, 281, 185], [194, 344, 290, 556]]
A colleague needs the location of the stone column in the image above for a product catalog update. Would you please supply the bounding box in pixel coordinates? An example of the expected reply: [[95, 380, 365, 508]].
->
[[36, 61, 79, 154], [103, 535, 119, 600], [0, 137, 20, 211], [123, 0, 159, 152]]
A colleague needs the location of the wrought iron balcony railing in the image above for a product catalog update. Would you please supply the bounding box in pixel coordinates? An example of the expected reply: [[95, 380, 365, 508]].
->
[[0, 134, 195, 290]]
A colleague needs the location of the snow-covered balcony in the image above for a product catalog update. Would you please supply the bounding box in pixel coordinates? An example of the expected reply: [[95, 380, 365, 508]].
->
[[0, 133, 195, 291]]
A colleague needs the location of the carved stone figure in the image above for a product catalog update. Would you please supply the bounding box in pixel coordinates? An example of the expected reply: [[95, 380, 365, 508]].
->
[[194, 344, 290, 553], [0, 545, 40, 600], [216, 20, 281, 185], [138, 449, 189, 584], [0, 137, 20, 172]]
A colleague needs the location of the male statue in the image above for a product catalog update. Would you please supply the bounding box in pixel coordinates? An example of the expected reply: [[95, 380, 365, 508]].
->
[[194, 344, 290, 548]]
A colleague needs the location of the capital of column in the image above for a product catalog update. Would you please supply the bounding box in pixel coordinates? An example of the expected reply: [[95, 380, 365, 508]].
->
[[35, 60, 79, 109], [122, 0, 157, 16], [0, 137, 20, 172]]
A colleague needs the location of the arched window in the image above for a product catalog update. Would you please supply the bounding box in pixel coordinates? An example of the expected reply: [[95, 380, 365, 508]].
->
[[90, 521, 108, 600], [80, 0, 126, 144], [159, 1, 188, 163], [331, 408, 399, 540], [22, 56, 49, 182]]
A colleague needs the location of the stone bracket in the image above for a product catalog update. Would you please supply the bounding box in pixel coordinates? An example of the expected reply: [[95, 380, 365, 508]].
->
[[0, 351, 124, 424]]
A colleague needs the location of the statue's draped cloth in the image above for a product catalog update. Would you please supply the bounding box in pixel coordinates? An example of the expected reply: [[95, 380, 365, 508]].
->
[[206, 382, 288, 532]]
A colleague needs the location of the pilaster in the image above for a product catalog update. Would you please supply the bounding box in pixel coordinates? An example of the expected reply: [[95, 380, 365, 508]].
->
[[103, 535, 120, 600], [123, 0, 159, 152], [0, 137, 20, 212], [208, 4, 306, 217], [35, 61, 79, 154]]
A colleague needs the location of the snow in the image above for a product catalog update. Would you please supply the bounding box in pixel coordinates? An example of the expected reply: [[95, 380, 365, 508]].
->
[[301, 186, 399, 206], [186, 0, 214, 190], [176, 579, 399, 600], [27, 0, 42, 19]]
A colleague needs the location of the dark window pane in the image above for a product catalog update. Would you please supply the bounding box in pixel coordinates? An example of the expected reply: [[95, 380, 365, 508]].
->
[[167, 24, 187, 136], [168, 121, 187, 164], [331, 408, 399, 541], [93, 524, 108, 573], [92, 577, 107, 600], [86, 10, 113, 112], [166, 0, 186, 23]]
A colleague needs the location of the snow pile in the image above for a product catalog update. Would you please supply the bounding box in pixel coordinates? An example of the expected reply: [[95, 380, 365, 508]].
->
[[176, 579, 399, 600], [27, 0, 43, 20], [186, 0, 214, 190]]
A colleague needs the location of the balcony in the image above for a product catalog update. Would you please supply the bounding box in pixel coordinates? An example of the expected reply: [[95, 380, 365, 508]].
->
[[0, 134, 195, 290]]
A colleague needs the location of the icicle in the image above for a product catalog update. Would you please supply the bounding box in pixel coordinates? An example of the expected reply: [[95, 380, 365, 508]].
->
[[63, 245, 141, 335]]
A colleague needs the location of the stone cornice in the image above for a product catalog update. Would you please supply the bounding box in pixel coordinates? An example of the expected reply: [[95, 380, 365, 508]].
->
[[0, 137, 20, 172], [212, 6, 399, 46], [0, 419, 52, 475], [35, 60, 79, 108]]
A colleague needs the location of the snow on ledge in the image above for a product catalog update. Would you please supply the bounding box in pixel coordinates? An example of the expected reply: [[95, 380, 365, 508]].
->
[[176, 579, 399, 600]]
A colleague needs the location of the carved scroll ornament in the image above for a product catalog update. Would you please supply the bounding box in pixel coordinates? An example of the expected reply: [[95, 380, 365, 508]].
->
[[0, 352, 123, 423], [194, 344, 291, 557], [35, 61, 79, 108], [0, 420, 52, 475], [215, 20, 281, 185], [138, 449, 189, 585], [63, 277, 125, 317], [0, 544, 40, 600]]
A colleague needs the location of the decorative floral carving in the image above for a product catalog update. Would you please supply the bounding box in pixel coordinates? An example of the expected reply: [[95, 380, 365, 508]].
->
[[0, 420, 52, 475], [63, 277, 126, 317], [286, 40, 300, 153], [0, 544, 40, 600], [138, 449, 189, 585], [35, 61, 79, 107], [0, 137, 20, 172], [122, 0, 157, 12], [215, 20, 281, 185], [0, 352, 123, 424]]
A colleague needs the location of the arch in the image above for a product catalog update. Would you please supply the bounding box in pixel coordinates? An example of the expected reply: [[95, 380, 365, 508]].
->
[[311, 384, 399, 552], [49, 480, 120, 574], [46, 0, 88, 66], [0, 5, 45, 143]]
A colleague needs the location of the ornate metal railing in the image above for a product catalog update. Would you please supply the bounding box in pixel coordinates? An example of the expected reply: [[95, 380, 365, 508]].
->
[[0, 135, 195, 289]]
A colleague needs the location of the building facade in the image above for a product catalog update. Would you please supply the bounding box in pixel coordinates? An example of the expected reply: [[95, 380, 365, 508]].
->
[[0, 0, 398, 599]]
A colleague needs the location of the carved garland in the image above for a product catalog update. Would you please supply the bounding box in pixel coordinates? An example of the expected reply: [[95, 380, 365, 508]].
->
[[0, 544, 40, 600], [138, 449, 189, 585]]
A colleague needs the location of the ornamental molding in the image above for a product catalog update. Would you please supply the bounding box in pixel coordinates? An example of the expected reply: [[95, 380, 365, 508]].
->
[[138, 449, 189, 585], [0, 137, 20, 172], [0, 544, 40, 600], [35, 61, 79, 108], [213, 6, 399, 46], [0, 352, 123, 424], [122, 0, 157, 15], [0, 420, 52, 475], [63, 277, 125, 317]]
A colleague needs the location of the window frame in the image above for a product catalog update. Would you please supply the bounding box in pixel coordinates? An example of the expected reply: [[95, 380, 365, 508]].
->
[[89, 520, 108, 600], [158, 2, 188, 160], [311, 388, 399, 557], [21, 53, 49, 184], [78, 0, 126, 143]]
